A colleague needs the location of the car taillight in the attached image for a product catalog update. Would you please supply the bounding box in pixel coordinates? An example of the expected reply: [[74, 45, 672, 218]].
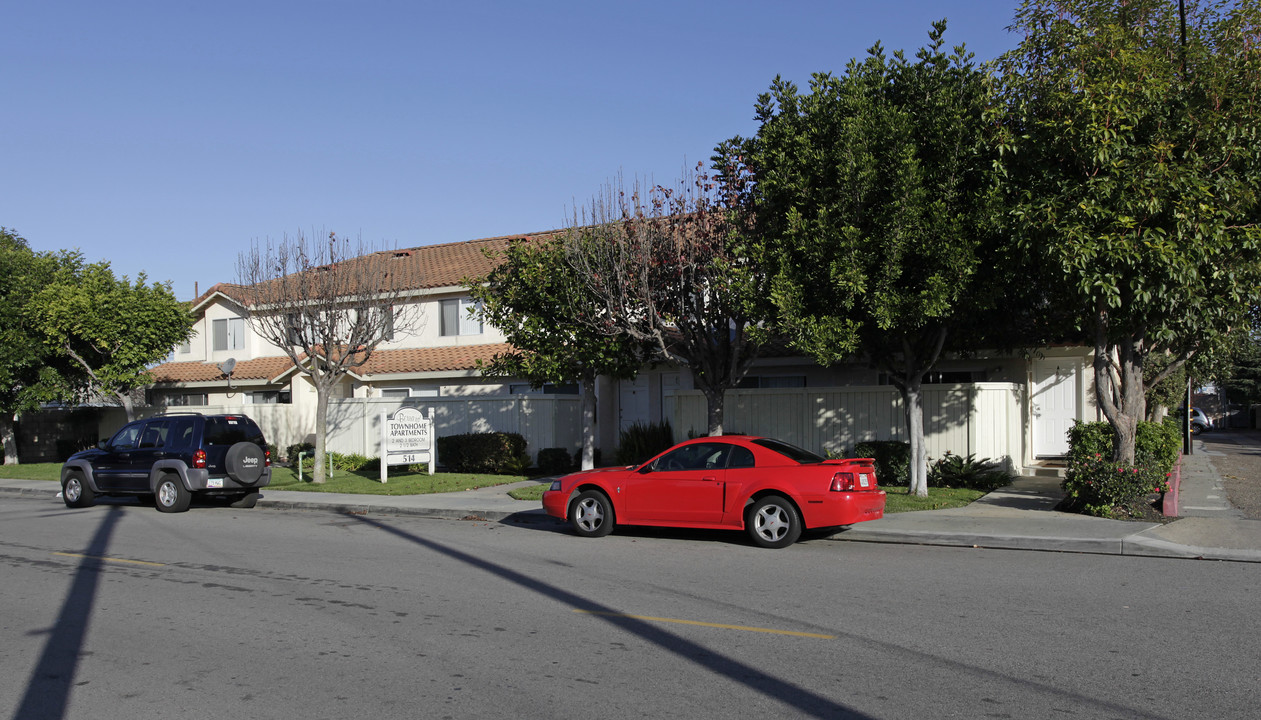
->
[[831, 470, 876, 492], [830, 472, 856, 492], [265, 449, 271, 467], [193, 449, 207, 469]]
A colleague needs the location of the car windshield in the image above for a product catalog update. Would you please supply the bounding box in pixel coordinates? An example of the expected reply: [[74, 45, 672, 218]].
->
[[204, 417, 265, 446], [751, 438, 825, 464]]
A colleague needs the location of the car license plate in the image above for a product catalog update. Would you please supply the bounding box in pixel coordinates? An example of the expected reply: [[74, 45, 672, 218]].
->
[[207, 478, 224, 489], [858, 474, 870, 488]]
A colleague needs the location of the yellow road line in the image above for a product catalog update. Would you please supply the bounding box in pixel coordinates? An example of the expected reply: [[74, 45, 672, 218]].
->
[[574, 610, 834, 639], [54, 552, 166, 567]]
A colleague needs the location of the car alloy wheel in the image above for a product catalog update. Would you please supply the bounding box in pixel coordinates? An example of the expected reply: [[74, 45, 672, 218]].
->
[[747, 496, 802, 549], [62, 472, 95, 508], [155, 475, 191, 513], [570, 490, 615, 538]]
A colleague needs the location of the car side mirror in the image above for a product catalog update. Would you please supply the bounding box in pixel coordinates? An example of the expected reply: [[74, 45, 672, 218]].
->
[[97, 439, 108, 450], [637, 461, 655, 475]]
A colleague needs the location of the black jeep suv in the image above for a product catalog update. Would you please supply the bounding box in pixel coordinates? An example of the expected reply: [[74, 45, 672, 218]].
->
[[61, 413, 272, 513]]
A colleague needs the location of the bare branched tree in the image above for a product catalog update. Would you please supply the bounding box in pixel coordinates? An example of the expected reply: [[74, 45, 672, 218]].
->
[[237, 230, 419, 483], [563, 159, 765, 435]]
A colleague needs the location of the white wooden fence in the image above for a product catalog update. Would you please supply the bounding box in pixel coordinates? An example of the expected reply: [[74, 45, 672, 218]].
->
[[92, 382, 1024, 470], [669, 382, 1025, 472], [115, 395, 585, 462]]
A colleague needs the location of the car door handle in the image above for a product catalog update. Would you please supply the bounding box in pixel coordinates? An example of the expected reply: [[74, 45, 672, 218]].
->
[[702, 476, 716, 482]]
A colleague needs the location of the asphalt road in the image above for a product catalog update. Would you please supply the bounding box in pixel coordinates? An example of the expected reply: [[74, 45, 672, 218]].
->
[[2, 495, 1259, 720]]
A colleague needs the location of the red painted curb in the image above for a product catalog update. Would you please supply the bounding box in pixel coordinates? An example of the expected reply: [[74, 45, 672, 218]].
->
[[1162, 454, 1181, 517]]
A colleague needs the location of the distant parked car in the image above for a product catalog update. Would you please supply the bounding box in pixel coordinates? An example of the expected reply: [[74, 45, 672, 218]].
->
[[542, 435, 885, 549], [60, 413, 271, 513], [1189, 408, 1211, 435]]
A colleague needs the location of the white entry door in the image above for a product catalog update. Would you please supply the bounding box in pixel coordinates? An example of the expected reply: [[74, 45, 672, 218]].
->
[[619, 376, 651, 433], [1032, 359, 1081, 457]]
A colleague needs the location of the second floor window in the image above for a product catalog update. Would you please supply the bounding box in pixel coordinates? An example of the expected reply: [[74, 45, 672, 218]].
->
[[212, 317, 245, 351], [440, 298, 482, 336]]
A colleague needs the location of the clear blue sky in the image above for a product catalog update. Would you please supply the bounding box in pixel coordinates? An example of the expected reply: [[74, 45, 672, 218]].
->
[[2, 1, 1021, 301]]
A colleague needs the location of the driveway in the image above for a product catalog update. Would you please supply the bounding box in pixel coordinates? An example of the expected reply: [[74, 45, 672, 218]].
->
[[1199, 428, 1261, 520]]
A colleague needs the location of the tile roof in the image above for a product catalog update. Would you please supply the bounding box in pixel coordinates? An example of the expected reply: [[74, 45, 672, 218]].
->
[[191, 231, 559, 310], [357, 344, 513, 375], [148, 356, 299, 384], [148, 344, 515, 385]]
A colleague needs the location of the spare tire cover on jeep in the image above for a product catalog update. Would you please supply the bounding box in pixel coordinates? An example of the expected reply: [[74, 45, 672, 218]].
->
[[225, 442, 266, 484]]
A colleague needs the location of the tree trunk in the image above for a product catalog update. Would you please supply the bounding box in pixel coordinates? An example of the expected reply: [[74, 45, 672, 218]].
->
[[579, 375, 597, 471], [313, 383, 329, 484], [2, 415, 17, 465], [1115, 346, 1145, 465], [117, 391, 136, 423], [702, 383, 725, 436], [900, 380, 929, 497], [1093, 329, 1146, 466]]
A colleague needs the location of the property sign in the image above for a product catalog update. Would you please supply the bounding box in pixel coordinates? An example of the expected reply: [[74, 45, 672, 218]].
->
[[380, 406, 436, 481]]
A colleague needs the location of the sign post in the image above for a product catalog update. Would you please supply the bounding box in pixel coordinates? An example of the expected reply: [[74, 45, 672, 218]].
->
[[380, 406, 436, 482]]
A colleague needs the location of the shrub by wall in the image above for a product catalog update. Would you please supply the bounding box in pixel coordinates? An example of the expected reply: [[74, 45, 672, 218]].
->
[[851, 441, 911, 487], [537, 448, 572, 475], [437, 432, 530, 474], [1062, 421, 1177, 517], [286, 442, 315, 463], [615, 421, 674, 466], [297, 451, 377, 473], [927, 452, 1013, 491]]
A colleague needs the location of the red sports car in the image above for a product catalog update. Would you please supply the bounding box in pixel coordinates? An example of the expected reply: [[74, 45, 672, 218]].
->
[[542, 435, 885, 549]]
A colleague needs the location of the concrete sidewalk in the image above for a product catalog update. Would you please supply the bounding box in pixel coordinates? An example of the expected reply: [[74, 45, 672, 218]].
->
[[4, 439, 1259, 562], [836, 457, 1261, 563]]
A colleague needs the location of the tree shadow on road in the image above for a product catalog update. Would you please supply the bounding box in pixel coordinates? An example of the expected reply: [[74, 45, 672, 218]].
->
[[12, 505, 123, 720], [347, 512, 874, 719]]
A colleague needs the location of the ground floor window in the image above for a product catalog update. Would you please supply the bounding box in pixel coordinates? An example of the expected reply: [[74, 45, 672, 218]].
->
[[165, 393, 208, 407], [510, 382, 579, 395], [878, 370, 986, 385], [249, 390, 292, 404], [379, 387, 440, 399], [735, 376, 807, 389]]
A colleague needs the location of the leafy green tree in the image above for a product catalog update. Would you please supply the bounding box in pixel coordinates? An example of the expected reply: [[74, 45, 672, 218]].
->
[[0, 229, 82, 463], [1217, 331, 1261, 413], [468, 236, 645, 470], [29, 257, 194, 422], [995, 0, 1261, 464], [562, 160, 765, 436], [745, 22, 1001, 496]]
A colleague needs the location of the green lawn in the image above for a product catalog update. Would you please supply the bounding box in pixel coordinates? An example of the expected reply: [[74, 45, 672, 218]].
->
[[0, 463, 62, 482], [509, 483, 550, 501], [881, 486, 985, 512], [266, 466, 534, 495], [0, 462, 533, 496]]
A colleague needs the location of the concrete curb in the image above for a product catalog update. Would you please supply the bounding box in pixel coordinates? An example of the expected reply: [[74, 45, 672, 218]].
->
[[254, 496, 552, 524], [833, 523, 1261, 563], [831, 527, 1130, 555]]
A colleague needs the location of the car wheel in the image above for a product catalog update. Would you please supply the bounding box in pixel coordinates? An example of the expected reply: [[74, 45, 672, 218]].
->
[[570, 490, 615, 538], [228, 491, 260, 509], [62, 472, 95, 509], [747, 495, 802, 549], [155, 475, 191, 513], [1190, 422, 1205, 436]]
